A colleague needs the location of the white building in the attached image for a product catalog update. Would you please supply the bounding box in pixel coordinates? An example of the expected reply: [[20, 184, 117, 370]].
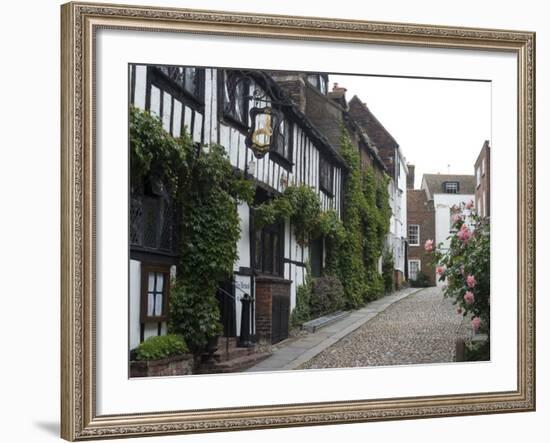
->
[[128, 65, 346, 349], [387, 150, 408, 283], [421, 174, 475, 286]]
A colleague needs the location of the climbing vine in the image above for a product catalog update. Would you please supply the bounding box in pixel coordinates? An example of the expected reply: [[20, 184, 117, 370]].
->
[[337, 130, 367, 308], [129, 106, 192, 196], [130, 107, 253, 353], [335, 128, 392, 307], [172, 143, 254, 352], [254, 185, 322, 246]]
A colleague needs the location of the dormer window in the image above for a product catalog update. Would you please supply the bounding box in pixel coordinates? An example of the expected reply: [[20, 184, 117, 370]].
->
[[306, 73, 328, 95], [444, 181, 459, 194]]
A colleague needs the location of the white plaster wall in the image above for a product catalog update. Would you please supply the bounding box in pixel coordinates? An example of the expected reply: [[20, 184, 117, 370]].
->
[[433, 193, 475, 247], [235, 202, 251, 270]]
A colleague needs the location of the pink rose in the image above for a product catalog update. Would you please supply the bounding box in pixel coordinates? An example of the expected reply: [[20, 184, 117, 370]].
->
[[452, 213, 462, 223], [436, 266, 445, 275], [471, 317, 481, 332], [424, 239, 434, 252], [463, 291, 475, 304], [465, 199, 474, 209], [456, 224, 471, 243], [466, 275, 476, 288]]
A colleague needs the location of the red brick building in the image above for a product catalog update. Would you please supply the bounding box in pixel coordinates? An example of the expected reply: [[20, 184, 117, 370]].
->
[[406, 166, 436, 286], [474, 140, 491, 218]]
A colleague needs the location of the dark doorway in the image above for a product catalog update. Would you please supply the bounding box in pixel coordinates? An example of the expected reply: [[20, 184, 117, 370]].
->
[[310, 237, 323, 278], [271, 293, 290, 344], [216, 279, 236, 337]]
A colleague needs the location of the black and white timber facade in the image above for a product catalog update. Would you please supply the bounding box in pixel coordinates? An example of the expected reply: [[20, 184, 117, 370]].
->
[[128, 65, 346, 349]]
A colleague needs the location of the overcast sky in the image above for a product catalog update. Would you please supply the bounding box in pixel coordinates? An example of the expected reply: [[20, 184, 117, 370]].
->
[[330, 74, 491, 189]]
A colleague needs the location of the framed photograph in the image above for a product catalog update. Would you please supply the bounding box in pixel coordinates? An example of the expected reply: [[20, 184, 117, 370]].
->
[[61, 1, 536, 440]]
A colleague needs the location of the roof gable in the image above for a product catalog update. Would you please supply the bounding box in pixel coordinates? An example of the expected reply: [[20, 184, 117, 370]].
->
[[421, 174, 476, 197]]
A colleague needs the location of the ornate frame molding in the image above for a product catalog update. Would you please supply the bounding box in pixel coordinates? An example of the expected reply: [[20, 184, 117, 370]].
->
[[61, 2, 535, 440]]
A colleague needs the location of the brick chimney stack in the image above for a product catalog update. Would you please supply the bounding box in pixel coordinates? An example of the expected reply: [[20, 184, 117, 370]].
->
[[329, 82, 348, 108], [407, 164, 415, 189]]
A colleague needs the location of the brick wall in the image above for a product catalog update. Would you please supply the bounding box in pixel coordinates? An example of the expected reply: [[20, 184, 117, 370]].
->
[[407, 189, 436, 286], [255, 276, 291, 343], [130, 354, 194, 377], [474, 141, 491, 217]]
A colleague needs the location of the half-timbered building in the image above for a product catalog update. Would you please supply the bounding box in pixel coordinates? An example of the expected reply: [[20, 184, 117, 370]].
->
[[129, 65, 346, 350]]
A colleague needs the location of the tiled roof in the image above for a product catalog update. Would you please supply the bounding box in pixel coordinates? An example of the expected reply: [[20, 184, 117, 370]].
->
[[422, 174, 476, 195]]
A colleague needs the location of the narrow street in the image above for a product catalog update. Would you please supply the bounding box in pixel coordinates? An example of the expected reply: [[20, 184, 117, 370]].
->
[[301, 286, 468, 369]]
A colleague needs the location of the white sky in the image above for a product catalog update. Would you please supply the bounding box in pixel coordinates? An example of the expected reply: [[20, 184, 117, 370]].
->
[[330, 74, 491, 189]]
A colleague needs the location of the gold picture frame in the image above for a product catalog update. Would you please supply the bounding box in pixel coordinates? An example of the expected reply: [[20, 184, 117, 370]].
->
[[61, 2, 536, 440]]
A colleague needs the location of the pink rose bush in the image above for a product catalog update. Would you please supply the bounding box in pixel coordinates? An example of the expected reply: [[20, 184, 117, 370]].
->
[[426, 201, 490, 345]]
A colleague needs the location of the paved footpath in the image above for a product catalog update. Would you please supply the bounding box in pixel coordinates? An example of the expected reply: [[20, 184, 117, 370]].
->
[[301, 286, 469, 369], [248, 287, 422, 372]]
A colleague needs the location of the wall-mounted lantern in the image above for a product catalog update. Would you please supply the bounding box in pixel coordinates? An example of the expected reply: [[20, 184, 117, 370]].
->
[[225, 70, 290, 160], [245, 106, 282, 159]]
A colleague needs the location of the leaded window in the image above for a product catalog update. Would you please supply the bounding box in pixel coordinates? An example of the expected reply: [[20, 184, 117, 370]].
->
[[319, 156, 334, 195], [157, 65, 204, 101], [254, 222, 284, 277], [221, 70, 249, 128], [140, 264, 170, 322], [271, 119, 293, 166]]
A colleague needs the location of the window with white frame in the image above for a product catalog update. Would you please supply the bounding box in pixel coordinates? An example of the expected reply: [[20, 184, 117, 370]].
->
[[444, 181, 459, 194], [476, 167, 481, 187], [409, 260, 421, 281], [408, 224, 420, 246]]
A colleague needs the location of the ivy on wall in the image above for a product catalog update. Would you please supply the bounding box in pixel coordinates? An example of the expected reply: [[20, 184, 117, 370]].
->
[[130, 107, 253, 353], [337, 130, 368, 308], [256, 128, 392, 312], [254, 185, 322, 246], [335, 129, 392, 308]]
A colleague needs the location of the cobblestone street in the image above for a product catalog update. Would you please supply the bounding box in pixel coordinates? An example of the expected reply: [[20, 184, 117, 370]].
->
[[300, 286, 469, 369]]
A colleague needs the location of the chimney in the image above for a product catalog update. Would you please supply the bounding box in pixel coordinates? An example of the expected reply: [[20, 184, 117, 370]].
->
[[268, 72, 307, 113], [329, 82, 348, 108], [407, 164, 415, 189], [332, 82, 347, 94]]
